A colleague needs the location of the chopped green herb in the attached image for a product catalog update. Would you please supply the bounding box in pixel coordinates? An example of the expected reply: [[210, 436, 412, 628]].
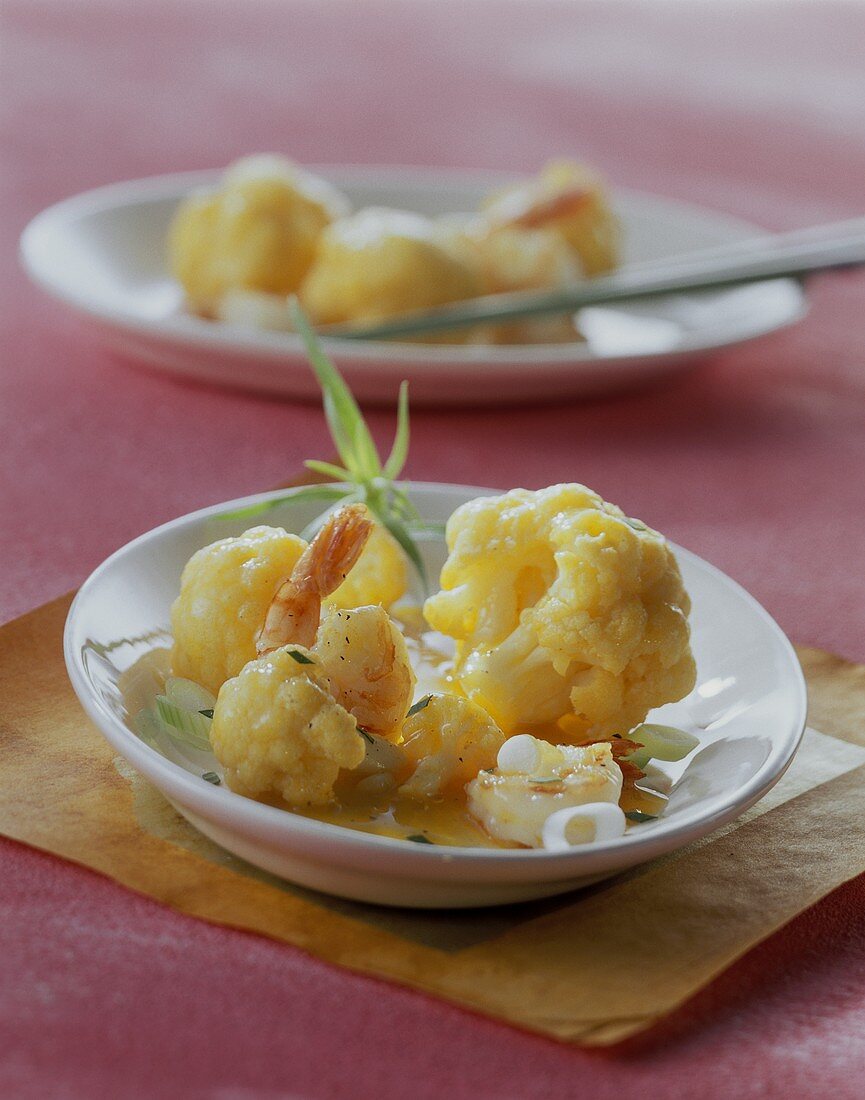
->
[[406, 834, 434, 844], [202, 772, 221, 785], [625, 517, 648, 532], [625, 811, 658, 823], [531, 776, 564, 785], [198, 709, 214, 719], [358, 727, 375, 744], [406, 694, 433, 718], [218, 483, 351, 522], [287, 649, 314, 665]]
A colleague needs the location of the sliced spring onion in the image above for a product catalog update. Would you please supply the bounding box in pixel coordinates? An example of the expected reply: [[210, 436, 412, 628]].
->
[[497, 734, 542, 774], [353, 732, 407, 778], [629, 724, 699, 765], [155, 696, 213, 751], [541, 803, 626, 851], [165, 676, 217, 713]]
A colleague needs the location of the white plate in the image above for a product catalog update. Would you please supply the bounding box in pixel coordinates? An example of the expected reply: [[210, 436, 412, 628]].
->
[[22, 167, 806, 405], [65, 483, 806, 908]]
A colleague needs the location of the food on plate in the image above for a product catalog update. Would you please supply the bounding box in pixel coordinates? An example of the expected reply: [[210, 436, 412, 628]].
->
[[327, 521, 409, 612], [313, 605, 416, 738], [299, 208, 483, 339], [466, 737, 625, 848], [168, 156, 620, 343], [208, 504, 415, 805], [398, 693, 506, 799], [480, 159, 620, 278], [171, 524, 307, 695], [424, 484, 696, 739], [254, 501, 374, 654], [168, 154, 349, 315], [137, 319, 698, 850], [435, 216, 583, 343], [171, 508, 407, 695], [210, 645, 365, 805]]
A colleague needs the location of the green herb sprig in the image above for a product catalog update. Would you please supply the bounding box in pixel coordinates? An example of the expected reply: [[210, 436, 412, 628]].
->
[[222, 300, 437, 589]]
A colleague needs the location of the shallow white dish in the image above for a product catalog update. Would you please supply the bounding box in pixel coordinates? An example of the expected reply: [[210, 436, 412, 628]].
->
[[22, 166, 806, 405], [64, 482, 806, 908]]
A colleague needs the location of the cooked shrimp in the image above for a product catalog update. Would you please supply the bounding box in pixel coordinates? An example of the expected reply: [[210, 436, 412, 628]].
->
[[466, 738, 623, 848], [256, 503, 373, 655], [489, 184, 593, 232], [313, 606, 416, 738]]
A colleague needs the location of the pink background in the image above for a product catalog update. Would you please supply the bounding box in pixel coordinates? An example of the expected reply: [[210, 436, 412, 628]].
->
[[2, 1, 865, 1095]]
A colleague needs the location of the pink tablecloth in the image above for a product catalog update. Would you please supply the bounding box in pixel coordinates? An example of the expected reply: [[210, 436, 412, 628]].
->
[[2, 1, 865, 1095]]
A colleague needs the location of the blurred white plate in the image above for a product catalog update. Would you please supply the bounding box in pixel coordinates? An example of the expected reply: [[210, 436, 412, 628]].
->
[[65, 482, 806, 908], [21, 167, 806, 405]]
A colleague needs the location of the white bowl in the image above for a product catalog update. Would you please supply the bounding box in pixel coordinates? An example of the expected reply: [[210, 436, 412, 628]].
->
[[64, 483, 806, 908], [22, 166, 806, 405]]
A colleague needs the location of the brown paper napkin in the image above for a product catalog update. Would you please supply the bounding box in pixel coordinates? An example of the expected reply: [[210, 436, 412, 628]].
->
[[1, 594, 864, 1046]]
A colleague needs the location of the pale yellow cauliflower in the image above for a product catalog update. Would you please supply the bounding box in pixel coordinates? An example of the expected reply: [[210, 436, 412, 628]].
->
[[399, 693, 506, 799], [171, 525, 305, 695], [327, 522, 408, 611], [210, 646, 365, 806], [435, 215, 582, 343], [169, 154, 349, 314], [299, 208, 482, 339], [424, 485, 696, 739]]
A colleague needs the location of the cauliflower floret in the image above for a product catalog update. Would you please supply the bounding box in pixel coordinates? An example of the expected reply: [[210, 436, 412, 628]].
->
[[312, 606, 415, 738], [171, 525, 306, 695], [466, 737, 622, 847], [424, 485, 696, 738], [327, 522, 408, 611], [169, 154, 349, 314], [481, 160, 619, 278], [299, 208, 482, 341], [435, 216, 582, 344], [398, 693, 506, 799], [210, 646, 364, 806]]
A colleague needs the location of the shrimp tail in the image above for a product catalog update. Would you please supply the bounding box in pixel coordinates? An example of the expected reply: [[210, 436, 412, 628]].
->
[[256, 503, 373, 655], [306, 502, 374, 596]]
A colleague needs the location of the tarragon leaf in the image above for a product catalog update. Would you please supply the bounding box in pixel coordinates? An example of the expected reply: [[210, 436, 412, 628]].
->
[[383, 381, 410, 480], [304, 459, 352, 482], [218, 484, 350, 521], [373, 506, 428, 593], [290, 299, 381, 480]]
